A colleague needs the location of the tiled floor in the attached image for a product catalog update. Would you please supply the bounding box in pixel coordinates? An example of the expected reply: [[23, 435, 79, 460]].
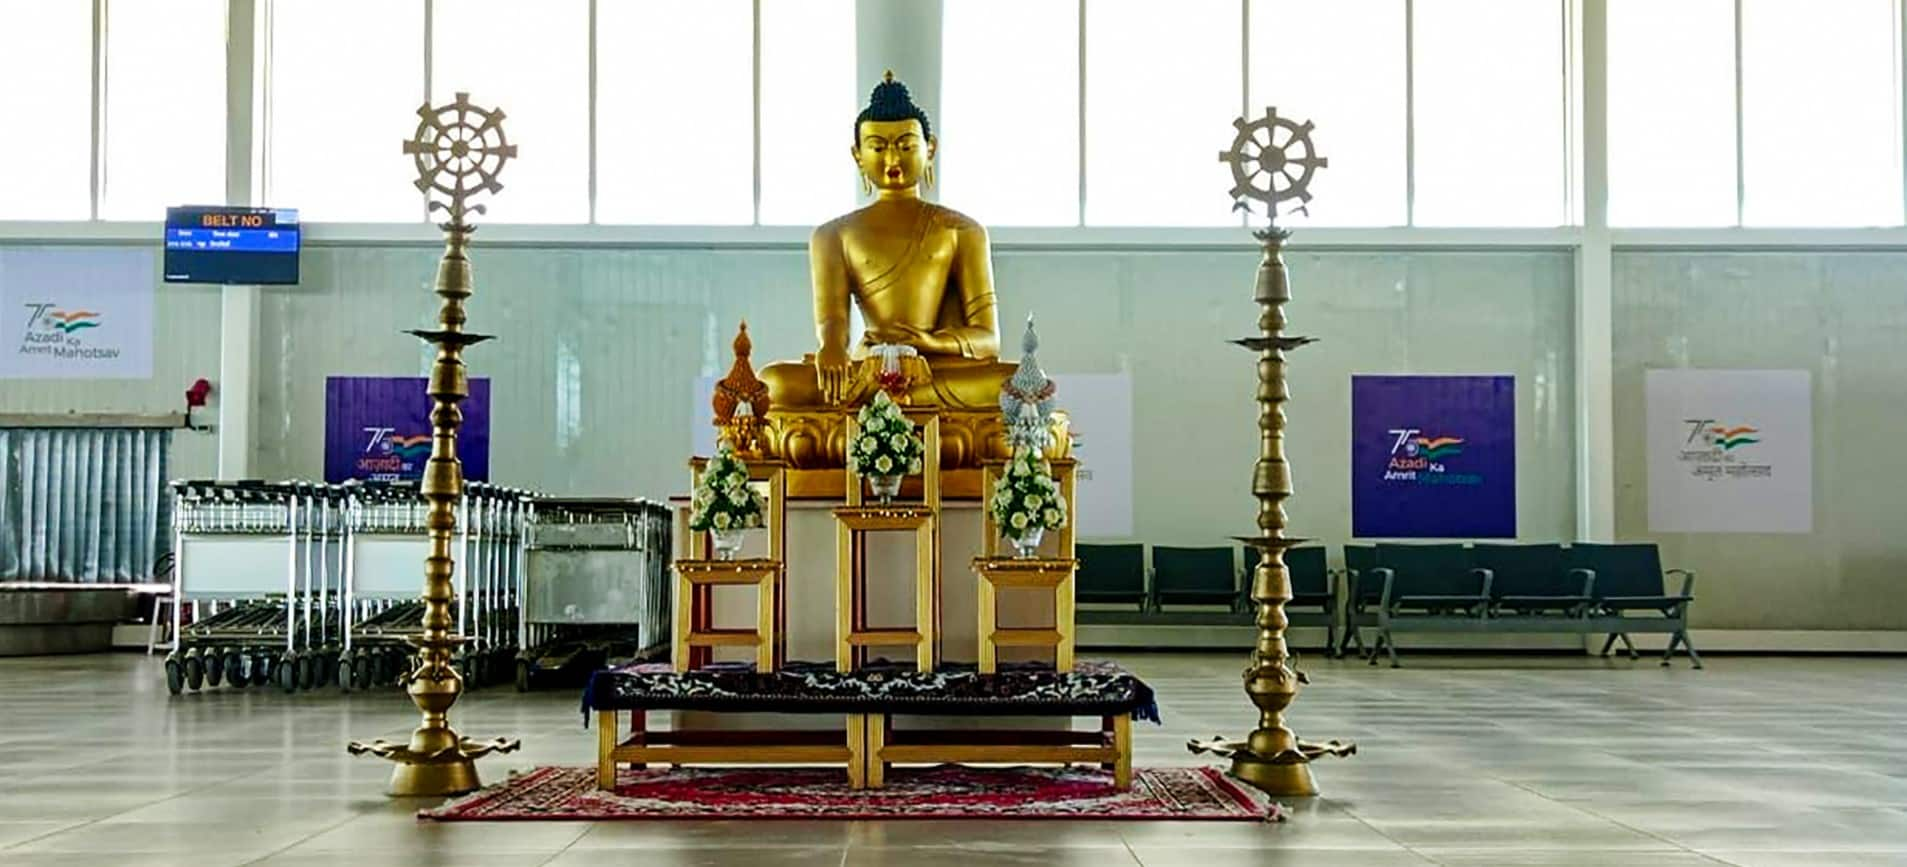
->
[[2, 652, 1905, 865]]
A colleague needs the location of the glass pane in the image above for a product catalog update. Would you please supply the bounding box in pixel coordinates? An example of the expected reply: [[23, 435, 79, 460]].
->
[[1085, 0, 1241, 226], [1412, 0, 1567, 226], [0, 1, 92, 219], [267, 0, 424, 221], [433, 0, 589, 224], [758, 0, 857, 225], [1742, 0, 1902, 226], [101, 0, 227, 220], [595, 0, 752, 225], [1608, 0, 1736, 227], [941, 0, 1079, 226], [1248, 0, 1407, 227]]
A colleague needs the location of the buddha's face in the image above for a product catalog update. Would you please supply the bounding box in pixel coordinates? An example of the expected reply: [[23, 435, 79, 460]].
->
[[854, 119, 935, 192]]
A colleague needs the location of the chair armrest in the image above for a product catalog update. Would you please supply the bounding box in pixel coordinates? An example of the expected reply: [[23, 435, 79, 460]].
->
[[1471, 567, 1494, 600], [1667, 568, 1696, 598], [1373, 568, 1396, 612], [1568, 567, 1595, 598]]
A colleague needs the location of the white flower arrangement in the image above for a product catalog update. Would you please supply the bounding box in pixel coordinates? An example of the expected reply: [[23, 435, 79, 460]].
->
[[990, 447, 1067, 539], [848, 391, 925, 478], [689, 442, 767, 532]]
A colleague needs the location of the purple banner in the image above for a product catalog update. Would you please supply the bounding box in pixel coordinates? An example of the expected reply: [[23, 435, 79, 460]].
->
[[324, 376, 490, 483], [1351, 375, 1515, 539]]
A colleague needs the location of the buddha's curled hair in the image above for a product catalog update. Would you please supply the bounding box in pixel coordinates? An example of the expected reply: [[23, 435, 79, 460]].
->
[[855, 72, 931, 143]]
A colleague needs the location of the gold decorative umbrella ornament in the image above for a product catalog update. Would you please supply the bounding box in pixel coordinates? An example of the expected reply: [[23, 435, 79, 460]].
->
[[347, 92, 521, 797], [1187, 106, 1355, 797]]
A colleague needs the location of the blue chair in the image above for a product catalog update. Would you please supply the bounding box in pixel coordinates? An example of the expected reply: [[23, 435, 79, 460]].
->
[[1567, 543, 1700, 668], [1151, 546, 1241, 611], [1075, 543, 1148, 611]]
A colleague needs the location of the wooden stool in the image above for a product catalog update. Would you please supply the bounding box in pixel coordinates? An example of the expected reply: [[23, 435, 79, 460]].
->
[[834, 409, 942, 672], [976, 457, 1079, 673], [673, 558, 781, 672], [678, 458, 786, 671], [973, 558, 1077, 674], [860, 711, 1130, 790], [834, 505, 938, 672]]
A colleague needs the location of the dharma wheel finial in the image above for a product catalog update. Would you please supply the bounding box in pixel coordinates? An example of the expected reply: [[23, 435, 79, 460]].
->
[[883, 69, 896, 84], [1218, 106, 1326, 229], [402, 91, 517, 226]]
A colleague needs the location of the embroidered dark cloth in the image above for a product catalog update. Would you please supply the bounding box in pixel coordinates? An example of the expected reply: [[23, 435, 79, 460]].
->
[[582, 661, 1159, 726]]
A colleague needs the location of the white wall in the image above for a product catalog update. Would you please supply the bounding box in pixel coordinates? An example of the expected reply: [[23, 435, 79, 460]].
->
[[0, 243, 221, 479], [1613, 251, 1907, 630], [5, 239, 1902, 632], [234, 243, 1577, 551]]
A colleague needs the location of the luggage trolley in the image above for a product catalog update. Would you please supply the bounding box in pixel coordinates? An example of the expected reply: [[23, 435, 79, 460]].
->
[[515, 498, 672, 691], [458, 482, 530, 688], [338, 481, 528, 691], [338, 481, 428, 691], [163, 480, 345, 694]]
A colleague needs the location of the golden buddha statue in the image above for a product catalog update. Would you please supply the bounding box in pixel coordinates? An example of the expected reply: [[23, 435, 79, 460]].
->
[[760, 72, 1059, 492]]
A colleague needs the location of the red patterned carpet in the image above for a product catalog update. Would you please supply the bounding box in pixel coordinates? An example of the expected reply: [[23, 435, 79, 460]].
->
[[423, 765, 1283, 822]]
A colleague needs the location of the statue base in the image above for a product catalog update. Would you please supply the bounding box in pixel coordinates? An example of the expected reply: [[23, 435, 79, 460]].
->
[[761, 407, 1069, 499]]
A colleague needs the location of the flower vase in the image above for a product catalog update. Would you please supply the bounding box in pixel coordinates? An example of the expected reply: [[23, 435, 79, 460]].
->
[[1008, 526, 1045, 559], [868, 474, 903, 505], [711, 528, 746, 560]]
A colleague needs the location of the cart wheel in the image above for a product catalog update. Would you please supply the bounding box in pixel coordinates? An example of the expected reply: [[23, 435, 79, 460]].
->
[[296, 655, 316, 691], [335, 656, 353, 692], [466, 656, 484, 690], [205, 651, 225, 687], [515, 660, 531, 693], [226, 652, 247, 689], [357, 652, 376, 689], [277, 655, 298, 693], [164, 657, 184, 695], [252, 653, 273, 687], [183, 655, 205, 691]]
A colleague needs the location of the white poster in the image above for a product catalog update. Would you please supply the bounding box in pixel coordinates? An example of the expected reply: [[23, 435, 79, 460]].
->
[[687, 372, 1135, 537], [0, 247, 155, 379], [1645, 369, 1813, 534]]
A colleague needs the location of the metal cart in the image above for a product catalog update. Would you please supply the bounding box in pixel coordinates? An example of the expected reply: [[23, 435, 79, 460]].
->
[[162, 480, 346, 694], [338, 481, 529, 691], [516, 498, 672, 691]]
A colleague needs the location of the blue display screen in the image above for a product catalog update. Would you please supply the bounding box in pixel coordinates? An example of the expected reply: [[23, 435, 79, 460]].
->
[[163, 206, 301, 285]]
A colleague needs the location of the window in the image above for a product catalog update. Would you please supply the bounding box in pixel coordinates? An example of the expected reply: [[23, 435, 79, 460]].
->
[[941, 0, 1080, 226], [1607, 0, 1736, 227], [101, 0, 227, 220], [266, 0, 424, 221], [595, 0, 753, 225], [0, 1, 92, 219], [1084, 0, 1241, 226], [1741, 0, 1901, 226], [1247, 0, 1407, 227], [433, 0, 589, 224], [1411, 0, 1567, 226], [757, 0, 856, 225]]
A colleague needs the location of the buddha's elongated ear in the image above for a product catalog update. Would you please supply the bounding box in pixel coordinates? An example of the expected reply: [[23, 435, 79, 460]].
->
[[926, 134, 938, 161]]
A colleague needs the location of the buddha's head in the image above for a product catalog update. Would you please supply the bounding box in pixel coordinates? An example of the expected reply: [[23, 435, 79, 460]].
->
[[853, 71, 935, 194]]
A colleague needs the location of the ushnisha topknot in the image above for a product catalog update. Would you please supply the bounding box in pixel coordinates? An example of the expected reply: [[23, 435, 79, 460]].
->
[[854, 70, 931, 143]]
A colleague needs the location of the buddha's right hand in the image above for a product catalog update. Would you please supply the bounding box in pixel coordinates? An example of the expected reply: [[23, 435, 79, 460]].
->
[[816, 345, 850, 404]]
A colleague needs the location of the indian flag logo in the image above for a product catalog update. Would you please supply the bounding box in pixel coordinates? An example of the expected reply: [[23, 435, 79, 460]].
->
[[1413, 435, 1465, 460], [46, 310, 101, 334], [388, 434, 432, 460], [1708, 425, 1759, 451]]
